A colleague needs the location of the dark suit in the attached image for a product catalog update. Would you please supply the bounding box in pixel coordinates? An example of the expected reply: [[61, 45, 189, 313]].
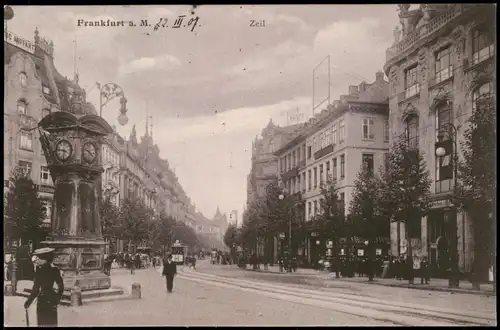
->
[[25, 263, 64, 327], [162, 260, 177, 292]]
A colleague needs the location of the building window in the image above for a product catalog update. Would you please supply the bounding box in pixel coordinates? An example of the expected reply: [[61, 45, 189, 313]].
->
[[308, 170, 312, 190], [404, 115, 419, 149], [362, 154, 374, 175], [332, 158, 337, 181], [313, 167, 318, 188], [404, 65, 420, 98], [362, 118, 375, 139], [435, 47, 453, 83], [302, 145, 306, 160], [319, 164, 324, 185], [17, 99, 27, 115], [339, 192, 345, 213], [384, 120, 390, 142], [435, 103, 452, 193], [40, 166, 51, 185], [19, 72, 28, 87], [269, 139, 275, 153], [18, 161, 32, 178], [326, 161, 330, 181], [19, 131, 33, 151], [383, 153, 390, 175], [313, 137, 317, 152], [308, 202, 312, 220], [340, 154, 345, 179], [307, 145, 312, 159], [332, 124, 337, 145], [42, 85, 51, 95], [472, 26, 495, 66], [42, 108, 51, 118], [302, 172, 306, 192], [339, 119, 345, 143], [292, 150, 296, 167], [472, 82, 493, 112], [297, 147, 301, 162], [287, 154, 291, 170], [325, 127, 331, 146], [313, 200, 318, 215]]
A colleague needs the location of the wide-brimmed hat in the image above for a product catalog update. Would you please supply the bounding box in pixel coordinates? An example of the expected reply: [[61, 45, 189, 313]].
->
[[33, 247, 55, 256]]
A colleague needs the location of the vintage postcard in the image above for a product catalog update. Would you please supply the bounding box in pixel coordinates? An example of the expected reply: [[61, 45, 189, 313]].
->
[[3, 4, 496, 326]]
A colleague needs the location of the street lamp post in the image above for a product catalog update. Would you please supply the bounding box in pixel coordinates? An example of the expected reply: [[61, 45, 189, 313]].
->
[[96, 82, 129, 125], [435, 123, 460, 288], [278, 194, 301, 260]]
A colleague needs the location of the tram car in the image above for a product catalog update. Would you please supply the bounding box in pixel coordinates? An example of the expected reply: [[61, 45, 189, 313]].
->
[[171, 240, 188, 265]]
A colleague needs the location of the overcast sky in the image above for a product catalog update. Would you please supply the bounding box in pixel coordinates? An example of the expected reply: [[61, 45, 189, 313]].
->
[[7, 5, 399, 219]]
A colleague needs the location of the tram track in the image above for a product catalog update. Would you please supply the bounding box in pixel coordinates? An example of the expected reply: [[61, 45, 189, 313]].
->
[[175, 267, 495, 326]]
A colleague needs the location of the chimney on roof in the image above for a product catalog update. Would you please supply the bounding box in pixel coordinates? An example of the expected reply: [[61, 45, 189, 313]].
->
[[349, 85, 358, 95], [376, 71, 385, 83], [358, 81, 367, 92]]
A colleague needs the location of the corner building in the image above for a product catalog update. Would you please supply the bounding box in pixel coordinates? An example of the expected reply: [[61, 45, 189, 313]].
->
[[383, 4, 495, 278], [276, 71, 390, 266]]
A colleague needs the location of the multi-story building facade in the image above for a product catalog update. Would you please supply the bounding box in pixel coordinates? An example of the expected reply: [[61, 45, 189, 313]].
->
[[246, 119, 304, 206], [276, 71, 390, 265], [4, 27, 207, 253], [4, 28, 91, 238], [383, 4, 495, 277]]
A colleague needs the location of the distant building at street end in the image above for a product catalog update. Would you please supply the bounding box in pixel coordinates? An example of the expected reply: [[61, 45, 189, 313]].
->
[[383, 4, 495, 278], [246, 119, 304, 206], [275, 70, 390, 265]]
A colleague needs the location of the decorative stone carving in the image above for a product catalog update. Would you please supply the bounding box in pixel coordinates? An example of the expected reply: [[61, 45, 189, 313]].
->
[[389, 66, 400, 94], [418, 48, 428, 82], [393, 25, 402, 44]]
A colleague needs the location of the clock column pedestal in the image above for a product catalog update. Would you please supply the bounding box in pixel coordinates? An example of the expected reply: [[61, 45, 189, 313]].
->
[[35, 108, 129, 305], [41, 172, 112, 292]]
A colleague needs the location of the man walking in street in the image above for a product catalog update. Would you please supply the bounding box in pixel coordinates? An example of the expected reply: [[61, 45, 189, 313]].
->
[[162, 254, 177, 293]]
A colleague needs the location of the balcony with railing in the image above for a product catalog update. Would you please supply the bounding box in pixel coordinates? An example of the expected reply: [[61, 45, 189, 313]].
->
[[386, 6, 465, 63], [314, 144, 335, 160], [281, 166, 299, 182]]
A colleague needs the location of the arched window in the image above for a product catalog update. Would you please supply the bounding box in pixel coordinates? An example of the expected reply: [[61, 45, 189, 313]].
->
[[435, 101, 453, 193], [17, 99, 27, 115], [472, 81, 493, 112], [19, 72, 27, 87], [404, 114, 419, 149], [269, 139, 275, 153]]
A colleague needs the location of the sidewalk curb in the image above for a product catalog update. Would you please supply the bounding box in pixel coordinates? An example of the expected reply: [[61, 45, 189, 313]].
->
[[236, 267, 495, 297], [319, 278, 496, 297]]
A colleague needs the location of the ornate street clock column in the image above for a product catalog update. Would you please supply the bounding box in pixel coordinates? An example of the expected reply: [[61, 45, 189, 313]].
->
[[38, 89, 113, 291]]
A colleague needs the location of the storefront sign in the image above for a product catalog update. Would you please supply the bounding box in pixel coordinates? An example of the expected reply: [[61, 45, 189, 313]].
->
[[4, 31, 35, 54], [431, 198, 451, 209]]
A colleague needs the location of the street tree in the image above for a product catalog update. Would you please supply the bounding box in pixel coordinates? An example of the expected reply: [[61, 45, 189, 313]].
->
[[223, 223, 239, 249], [348, 163, 386, 281], [312, 178, 345, 246], [118, 197, 149, 252], [456, 92, 496, 288], [379, 137, 432, 284], [172, 221, 199, 249], [4, 167, 45, 248], [99, 196, 121, 252], [239, 199, 265, 253]]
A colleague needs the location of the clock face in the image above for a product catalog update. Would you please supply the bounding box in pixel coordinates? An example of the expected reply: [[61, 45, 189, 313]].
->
[[82, 143, 97, 164], [55, 140, 72, 162]]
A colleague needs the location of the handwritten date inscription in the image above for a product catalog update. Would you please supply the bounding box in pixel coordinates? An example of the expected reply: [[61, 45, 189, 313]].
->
[[249, 20, 265, 28]]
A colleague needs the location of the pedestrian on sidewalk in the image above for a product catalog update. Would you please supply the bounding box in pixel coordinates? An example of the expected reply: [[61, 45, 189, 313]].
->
[[420, 256, 430, 284], [24, 248, 64, 327], [162, 254, 177, 293]]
